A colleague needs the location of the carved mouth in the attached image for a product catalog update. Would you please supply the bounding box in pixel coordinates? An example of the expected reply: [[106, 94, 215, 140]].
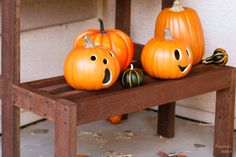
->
[[102, 68, 112, 85], [178, 65, 189, 73]]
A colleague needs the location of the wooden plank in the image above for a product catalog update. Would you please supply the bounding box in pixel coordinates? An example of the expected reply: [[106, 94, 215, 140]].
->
[[24, 76, 65, 88], [115, 0, 131, 35], [214, 69, 235, 157], [2, 0, 21, 156], [12, 84, 57, 121], [55, 99, 77, 157], [60, 64, 231, 101], [39, 83, 74, 95], [158, 102, 175, 138], [75, 66, 234, 125], [158, 0, 176, 139]]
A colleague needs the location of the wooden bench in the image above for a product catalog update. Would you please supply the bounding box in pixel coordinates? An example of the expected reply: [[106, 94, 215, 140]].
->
[[1, 0, 236, 157]]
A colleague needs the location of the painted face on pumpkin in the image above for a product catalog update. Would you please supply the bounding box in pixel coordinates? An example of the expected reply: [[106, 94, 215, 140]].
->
[[89, 51, 117, 86], [174, 48, 192, 74]]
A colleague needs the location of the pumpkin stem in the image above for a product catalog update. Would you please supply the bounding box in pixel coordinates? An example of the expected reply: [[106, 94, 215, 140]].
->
[[170, 0, 184, 12], [164, 28, 173, 40], [130, 64, 134, 70], [83, 35, 94, 48], [98, 18, 106, 34]]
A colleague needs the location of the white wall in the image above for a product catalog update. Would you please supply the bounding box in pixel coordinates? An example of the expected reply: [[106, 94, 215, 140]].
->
[[103, 0, 236, 124]]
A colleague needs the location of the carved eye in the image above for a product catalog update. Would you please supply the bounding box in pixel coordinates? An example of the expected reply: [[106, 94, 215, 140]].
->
[[186, 48, 191, 58], [174, 49, 181, 60], [90, 55, 97, 61], [103, 59, 108, 65], [109, 52, 114, 57]]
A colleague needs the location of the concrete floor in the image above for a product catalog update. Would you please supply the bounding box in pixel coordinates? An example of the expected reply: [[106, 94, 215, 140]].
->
[[1, 111, 236, 157]]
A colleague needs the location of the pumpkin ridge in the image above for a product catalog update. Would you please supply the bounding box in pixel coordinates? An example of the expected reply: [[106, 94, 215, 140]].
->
[[114, 30, 134, 70]]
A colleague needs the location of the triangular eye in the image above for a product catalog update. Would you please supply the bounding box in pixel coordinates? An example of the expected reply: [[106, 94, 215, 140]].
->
[[174, 49, 181, 60]]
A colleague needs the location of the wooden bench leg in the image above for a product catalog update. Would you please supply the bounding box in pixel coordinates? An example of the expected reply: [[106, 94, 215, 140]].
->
[[158, 102, 175, 138], [214, 85, 235, 157], [55, 99, 77, 157], [2, 82, 20, 157]]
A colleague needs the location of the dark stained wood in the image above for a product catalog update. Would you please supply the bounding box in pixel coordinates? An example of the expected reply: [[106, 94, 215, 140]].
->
[[24, 76, 65, 88], [115, 0, 131, 35], [55, 99, 77, 157], [12, 84, 57, 121], [158, 102, 175, 138], [157, 0, 176, 139], [133, 43, 144, 67], [214, 69, 235, 157], [2, 0, 21, 156], [0, 75, 3, 98], [162, 0, 174, 9], [74, 65, 234, 125], [39, 83, 74, 95]]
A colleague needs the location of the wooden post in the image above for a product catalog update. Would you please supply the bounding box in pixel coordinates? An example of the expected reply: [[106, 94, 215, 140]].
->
[[2, 0, 21, 156], [214, 70, 235, 157], [157, 0, 176, 138], [115, 0, 131, 35], [158, 102, 175, 138], [115, 0, 131, 119], [55, 99, 77, 157]]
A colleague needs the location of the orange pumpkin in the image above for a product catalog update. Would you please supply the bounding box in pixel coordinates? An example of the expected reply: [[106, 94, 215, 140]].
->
[[64, 36, 120, 90], [141, 28, 193, 79], [73, 19, 134, 71], [107, 115, 122, 124], [155, 0, 204, 65]]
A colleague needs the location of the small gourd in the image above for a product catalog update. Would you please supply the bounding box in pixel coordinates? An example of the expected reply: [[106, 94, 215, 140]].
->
[[121, 64, 144, 88], [202, 48, 228, 65]]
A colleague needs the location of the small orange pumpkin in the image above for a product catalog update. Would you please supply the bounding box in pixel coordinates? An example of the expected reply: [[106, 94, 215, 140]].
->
[[155, 0, 204, 65], [73, 19, 134, 71], [141, 28, 193, 79], [64, 36, 120, 90], [107, 115, 122, 124]]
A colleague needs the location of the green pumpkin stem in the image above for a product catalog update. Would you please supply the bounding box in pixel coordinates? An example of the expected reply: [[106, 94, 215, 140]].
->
[[164, 28, 173, 40], [83, 35, 94, 48], [170, 0, 184, 12], [98, 18, 106, 34]]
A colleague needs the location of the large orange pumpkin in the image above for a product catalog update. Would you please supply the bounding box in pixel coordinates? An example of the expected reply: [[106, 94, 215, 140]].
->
[[141, 29, 193, 79], [155, 0, 204, 65], [64, 36, 120, 90], [73, 19, 134, 71]]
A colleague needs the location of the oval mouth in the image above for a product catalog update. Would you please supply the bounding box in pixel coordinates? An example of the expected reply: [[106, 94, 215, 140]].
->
[[102, 68, 112, 85], [178, 65, 189, 73]]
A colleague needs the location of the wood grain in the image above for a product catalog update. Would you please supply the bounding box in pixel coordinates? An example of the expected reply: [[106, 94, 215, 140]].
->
[[115, 0, 131, 35], [13, 84, 57, 121], [158, 102, 175, 138], [2, 0, 21, 156], [55, 99, 77, 157], [214, 69, 235, 157], [162, 0, 174, 9], [157, 0, 176, 139]]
